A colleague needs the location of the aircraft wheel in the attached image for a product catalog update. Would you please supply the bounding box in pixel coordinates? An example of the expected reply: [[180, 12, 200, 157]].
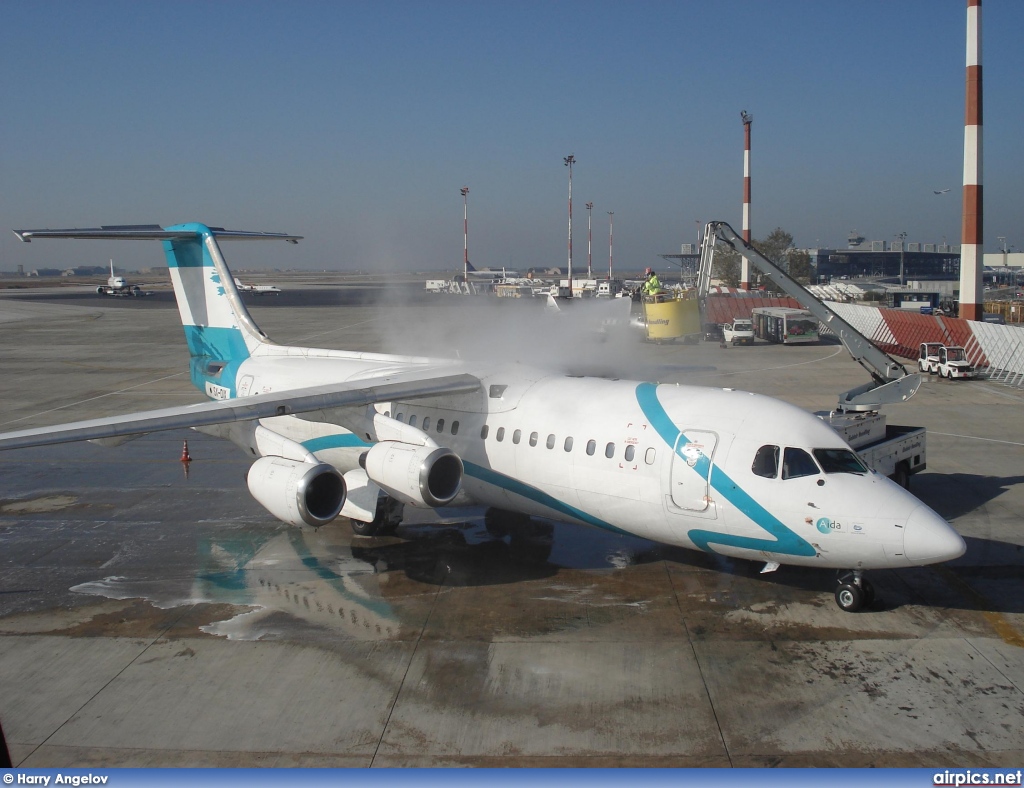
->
[[835, 583, 865, 612], [350, 518, 381, 537]]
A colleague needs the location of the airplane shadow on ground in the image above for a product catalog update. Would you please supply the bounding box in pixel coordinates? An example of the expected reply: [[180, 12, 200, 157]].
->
[[911, 472, 1024, 522], [361, 510, 1024, 619]]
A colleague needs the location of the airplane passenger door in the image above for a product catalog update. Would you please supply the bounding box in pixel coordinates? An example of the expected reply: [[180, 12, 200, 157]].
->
[[669, 430, 718, 514]]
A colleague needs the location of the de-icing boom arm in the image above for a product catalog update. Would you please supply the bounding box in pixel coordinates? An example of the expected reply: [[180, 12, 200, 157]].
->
[[698, 221, 920, 412]]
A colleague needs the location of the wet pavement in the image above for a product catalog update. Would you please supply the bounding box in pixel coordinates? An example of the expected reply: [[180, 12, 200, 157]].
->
[[1, 287, 1023, 767]]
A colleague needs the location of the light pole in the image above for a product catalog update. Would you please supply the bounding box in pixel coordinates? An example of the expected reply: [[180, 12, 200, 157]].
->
[[607, 211, 614, 281], [586, 202, 594, 279], [564, 154, 575, 296], [897, 231, 907, 286], [460, 186, 469, 284]]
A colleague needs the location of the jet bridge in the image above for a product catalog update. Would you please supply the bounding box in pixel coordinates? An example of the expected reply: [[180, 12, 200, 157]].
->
[[697, 221, 921, 412]]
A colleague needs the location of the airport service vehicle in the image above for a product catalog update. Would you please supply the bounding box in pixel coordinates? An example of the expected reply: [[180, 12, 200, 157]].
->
[[918, 343, 943, 373], [750, 306, 819, 345], [1, 224, 965, 614], [233, 277, 281, 295], [96, 258, 143, 296], [698, 223, 932, 504], [933, 346, 975, 379], [721, 317, 754, 345]]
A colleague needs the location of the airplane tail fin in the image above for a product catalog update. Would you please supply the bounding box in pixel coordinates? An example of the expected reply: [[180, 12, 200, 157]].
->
[[13, 223, 302, 397]]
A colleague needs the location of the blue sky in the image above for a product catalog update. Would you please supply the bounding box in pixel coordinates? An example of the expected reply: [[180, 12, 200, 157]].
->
[[2, 1, 1021, 273]]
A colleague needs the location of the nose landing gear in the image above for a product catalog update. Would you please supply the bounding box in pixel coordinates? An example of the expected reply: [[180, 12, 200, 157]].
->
[[835, 569, 875, 612]]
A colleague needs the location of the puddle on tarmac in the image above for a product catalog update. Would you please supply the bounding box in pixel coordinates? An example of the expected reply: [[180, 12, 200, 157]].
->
[[66, 513, 661, 642], [1, 494, 79, 514]]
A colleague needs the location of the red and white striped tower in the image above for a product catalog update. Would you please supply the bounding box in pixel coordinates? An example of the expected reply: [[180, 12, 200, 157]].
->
[[586, 202, 594, 278], [740, 110, 753, 290], [960, 0, 984, 321], [460, 186, 469, 282], [607, 211, 614, 280]]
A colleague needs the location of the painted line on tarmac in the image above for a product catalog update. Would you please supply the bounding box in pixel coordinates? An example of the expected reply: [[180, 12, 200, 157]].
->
[[930, 431, 1024, 447], [0, 371, 189, 428]]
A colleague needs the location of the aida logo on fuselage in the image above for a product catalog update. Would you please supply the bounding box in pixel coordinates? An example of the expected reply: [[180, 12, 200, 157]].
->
[[816, 517, 844, 534]]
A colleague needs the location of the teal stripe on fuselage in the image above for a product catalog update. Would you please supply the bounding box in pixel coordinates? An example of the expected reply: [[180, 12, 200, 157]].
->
[[462, 460, 632, 537], [635, 382, 816, 558]]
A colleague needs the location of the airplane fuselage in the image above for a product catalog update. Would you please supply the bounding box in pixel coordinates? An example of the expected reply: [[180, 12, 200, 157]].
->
[[204, 348, 961, 573]]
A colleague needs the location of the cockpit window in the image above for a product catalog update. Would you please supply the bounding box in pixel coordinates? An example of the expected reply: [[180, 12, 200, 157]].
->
[[752, 445, 780, 478], [813, 448, 868, 475], [782, 447, 819, 479]]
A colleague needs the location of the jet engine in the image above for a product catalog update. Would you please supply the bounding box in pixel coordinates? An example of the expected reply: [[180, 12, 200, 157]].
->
[[246, 456, 346, 528], [361, 441, 463, 508]]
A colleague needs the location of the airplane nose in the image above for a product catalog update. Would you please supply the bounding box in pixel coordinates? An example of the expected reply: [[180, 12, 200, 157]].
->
[[903, 505, 966, 564]]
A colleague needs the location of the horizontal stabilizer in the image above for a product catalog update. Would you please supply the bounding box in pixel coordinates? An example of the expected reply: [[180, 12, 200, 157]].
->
[[13, 226, 302, 243], [0, 371, 479, 451]]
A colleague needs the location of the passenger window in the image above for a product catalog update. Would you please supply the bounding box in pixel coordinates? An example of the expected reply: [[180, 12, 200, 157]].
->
[[782, 447, 819, 479], [586, 440, 596, 456], [496, 427, 505, 442], [529, 432, 538, 447], [752, 445, 780, 478], [480, 425, 489, 440], [624, 445, 635, 462], [605, 442, 615, 459], [422, 417, 430, 432], [546, 434, 556, 449], [396, 413, 404, 422], [564, 436, 573, 452], [513, 429, 521, 444], [409, 415, 417, 428], [645, 447, 656, 465], [437, 418, 445, 433], [451, 421, 459, 436]]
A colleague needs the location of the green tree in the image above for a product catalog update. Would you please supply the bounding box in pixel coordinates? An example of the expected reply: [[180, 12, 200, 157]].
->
[[788, 249, 812, 284], [712, 245, 741, 288]]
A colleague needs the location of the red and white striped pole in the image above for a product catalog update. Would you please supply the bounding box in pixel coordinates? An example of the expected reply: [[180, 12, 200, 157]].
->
[[460, 186, 469, 283], [607, 212, 614, 280], [741, 110, 753, 290], [960, 0, 983, 321]]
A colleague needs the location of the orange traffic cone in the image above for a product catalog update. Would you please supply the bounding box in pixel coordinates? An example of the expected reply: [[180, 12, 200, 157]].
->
[[180, 440, 192, 463]]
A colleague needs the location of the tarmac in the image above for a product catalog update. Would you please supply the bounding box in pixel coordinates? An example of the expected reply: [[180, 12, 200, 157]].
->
[[1, 284, 1022, 767]]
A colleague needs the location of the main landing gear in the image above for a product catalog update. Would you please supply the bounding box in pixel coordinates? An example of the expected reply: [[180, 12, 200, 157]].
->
[[350, 495, 404, 537], [834, 569, 876, 612]]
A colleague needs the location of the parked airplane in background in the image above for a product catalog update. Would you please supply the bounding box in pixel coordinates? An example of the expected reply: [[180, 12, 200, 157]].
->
[[2, 223, 966, 612], [97, 259, 143, 296], [234, 277, 281, 295]]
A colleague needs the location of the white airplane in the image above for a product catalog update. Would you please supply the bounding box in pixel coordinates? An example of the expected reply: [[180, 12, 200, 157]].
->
[[97, 258, 143, 296], [3, 223, 966, 612], [233, 277, 281, 295]]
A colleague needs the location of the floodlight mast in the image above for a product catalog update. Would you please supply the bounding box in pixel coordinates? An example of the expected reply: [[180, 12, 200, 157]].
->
[[564, 154, 575, 297], [586, 202, 594, 278], [460, 186, 469, 284], [607, 212, 614, 280]]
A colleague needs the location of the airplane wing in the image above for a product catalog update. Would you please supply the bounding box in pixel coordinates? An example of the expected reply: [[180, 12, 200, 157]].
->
[[0, 369, 479, 451]]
